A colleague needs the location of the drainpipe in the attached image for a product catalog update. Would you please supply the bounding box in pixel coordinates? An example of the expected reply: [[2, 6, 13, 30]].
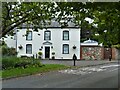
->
[[14, 28, 17, 56]]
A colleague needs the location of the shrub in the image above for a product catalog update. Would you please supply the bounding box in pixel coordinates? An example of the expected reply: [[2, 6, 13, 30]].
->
[[14, 58, 31, 68], [1, 45, 8, 56], [2, 57, 42, 70], [1, 41, 17, 56], [2, 57, 20, 70], [38, 51, 43, 59], [52, 52, 55, 55], [38, 51, 42, 56], [1, 46, 17, 56], [52, 56, 55, 59], [52, 52, 55, 59], [32, 59, 42, 67], [8, 47, 17, 56]]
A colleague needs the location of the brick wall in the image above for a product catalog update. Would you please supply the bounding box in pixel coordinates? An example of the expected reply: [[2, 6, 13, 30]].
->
[[80, 46, 120, 60], [112, 48, 116, 60], [112, 48, 120, 60]]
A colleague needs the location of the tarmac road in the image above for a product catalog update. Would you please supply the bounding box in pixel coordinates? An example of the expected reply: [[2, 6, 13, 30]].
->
[[2, 63, 119, 88]]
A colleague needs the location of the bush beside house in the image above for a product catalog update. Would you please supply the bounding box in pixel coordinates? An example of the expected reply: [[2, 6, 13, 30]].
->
[[38, 51, 43, 59], [52, 52, 55, 59], [0, 41, 17, 56]]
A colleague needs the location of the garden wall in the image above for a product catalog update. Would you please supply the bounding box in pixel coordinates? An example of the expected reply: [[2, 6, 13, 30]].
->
[[112, 48, 120, 60], [80, 46, 103, 60]]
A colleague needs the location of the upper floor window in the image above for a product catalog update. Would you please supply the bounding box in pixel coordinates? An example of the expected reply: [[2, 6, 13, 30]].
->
[[63, 31, 69, 40], [63, 44, 69, 54], [26, 44, 32, 54], [44, 31, 51, 40], [26, 31, 32, 40]]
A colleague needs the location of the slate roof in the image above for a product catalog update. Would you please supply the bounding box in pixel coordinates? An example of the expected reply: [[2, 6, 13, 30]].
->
[[83, 39, 98, 43], [21, 20, 79, 28], [81, 39, 99, 46]]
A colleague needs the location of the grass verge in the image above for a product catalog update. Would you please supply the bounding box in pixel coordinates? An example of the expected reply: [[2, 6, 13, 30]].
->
[[1, 64, 69, 79]]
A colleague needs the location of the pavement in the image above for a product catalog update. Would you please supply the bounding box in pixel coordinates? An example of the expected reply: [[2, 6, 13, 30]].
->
[[41, 59, 119, 67]]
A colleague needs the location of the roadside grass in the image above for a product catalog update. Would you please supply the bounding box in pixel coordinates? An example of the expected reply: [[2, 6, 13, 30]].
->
[[2, 64, 69, 79]]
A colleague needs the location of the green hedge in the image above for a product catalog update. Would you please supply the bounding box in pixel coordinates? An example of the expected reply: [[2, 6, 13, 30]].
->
[[2, 57, 42, 70]]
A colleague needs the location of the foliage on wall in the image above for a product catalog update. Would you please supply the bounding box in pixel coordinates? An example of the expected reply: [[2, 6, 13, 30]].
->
[[112, 44, 120, 49]]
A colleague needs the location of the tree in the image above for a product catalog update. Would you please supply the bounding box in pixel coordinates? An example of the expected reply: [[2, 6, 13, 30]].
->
[[1, 2, 56, 38], [55, 2, 95, 42], [89, 2, 120, 46], [56, 2, 120, 46], [1, 2, 120, 47]]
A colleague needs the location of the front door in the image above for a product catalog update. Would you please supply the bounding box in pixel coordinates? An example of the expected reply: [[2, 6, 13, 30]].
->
[[45, 47, 50, 58]]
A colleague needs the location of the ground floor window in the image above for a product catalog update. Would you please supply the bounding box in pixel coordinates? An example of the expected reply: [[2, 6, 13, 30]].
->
[[63, 44, 69, 54], [26, 44, 32, 54]]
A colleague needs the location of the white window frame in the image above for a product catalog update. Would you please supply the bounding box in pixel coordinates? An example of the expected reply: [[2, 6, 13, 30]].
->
[[63, 44, 69, 54], [26, 31, 32, 40], [26, 44, 32, 54], [63, 31, 69, 40], [44, 30, 51, 40]]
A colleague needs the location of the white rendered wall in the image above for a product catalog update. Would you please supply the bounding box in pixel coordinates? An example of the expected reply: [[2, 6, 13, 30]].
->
[[16, 28, 80, 59], [50, 28, 80, 59]]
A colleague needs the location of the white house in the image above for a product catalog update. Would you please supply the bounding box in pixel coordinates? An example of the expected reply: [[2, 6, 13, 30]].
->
[[3, 21, 81, 59]]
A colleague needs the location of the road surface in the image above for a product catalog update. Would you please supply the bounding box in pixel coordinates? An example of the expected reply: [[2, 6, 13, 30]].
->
[[2, 63, 119, 88]]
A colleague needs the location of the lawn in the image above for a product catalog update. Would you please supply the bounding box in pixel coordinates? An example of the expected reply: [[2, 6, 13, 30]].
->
[[2, 64, 69, 79], [1, 57, 70, 79]]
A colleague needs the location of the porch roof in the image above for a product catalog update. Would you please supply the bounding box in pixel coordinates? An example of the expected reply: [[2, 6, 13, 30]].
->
[[81, 39, 98, 46]]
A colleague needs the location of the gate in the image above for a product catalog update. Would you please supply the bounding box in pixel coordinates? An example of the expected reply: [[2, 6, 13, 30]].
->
[[104, 48, 112, 59]]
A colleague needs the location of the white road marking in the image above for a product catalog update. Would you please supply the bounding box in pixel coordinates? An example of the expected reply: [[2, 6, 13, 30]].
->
[[59, 64, 119, 75], [59, 67, 106, 75], [107, 68, 118, 72], [84, 68, 105, 72], [100, 64, 120, 69]]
